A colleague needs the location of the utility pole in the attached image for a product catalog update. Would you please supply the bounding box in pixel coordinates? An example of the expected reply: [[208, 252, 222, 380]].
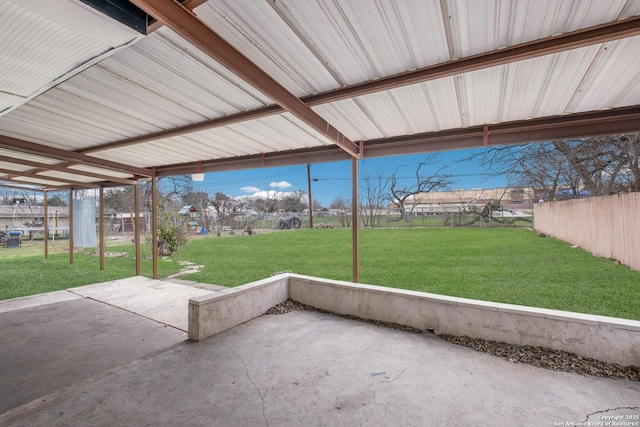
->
[[307, 164, 313, 229]]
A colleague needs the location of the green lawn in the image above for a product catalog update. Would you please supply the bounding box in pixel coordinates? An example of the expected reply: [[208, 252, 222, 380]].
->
[[1, 228, 639, 320], [0, 243, 180, 300]]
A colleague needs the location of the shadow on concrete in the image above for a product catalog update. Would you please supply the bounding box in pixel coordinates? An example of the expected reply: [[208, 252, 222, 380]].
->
[[0, 280, 639, 426]]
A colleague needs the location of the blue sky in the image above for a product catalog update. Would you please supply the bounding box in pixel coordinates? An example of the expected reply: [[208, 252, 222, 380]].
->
[[190, 147, 507, 207]]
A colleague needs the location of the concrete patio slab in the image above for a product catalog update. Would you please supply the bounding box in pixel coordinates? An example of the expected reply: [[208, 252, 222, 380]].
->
[[0, 297, 187, 415], [69, 276, 213, 331], [2, 310, 638, 427], [0, 290, 81, 314]]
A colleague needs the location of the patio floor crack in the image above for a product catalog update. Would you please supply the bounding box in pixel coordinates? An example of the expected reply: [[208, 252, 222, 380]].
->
[[371, 364, 414, 404], [583, 406, 640, 423], [65, 290, 186, 332], [222, 342, 269, 427]]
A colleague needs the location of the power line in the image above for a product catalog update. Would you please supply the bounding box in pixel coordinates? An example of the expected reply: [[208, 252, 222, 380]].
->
[[191, 165, 308, 188], [313, 171, 509, 181]]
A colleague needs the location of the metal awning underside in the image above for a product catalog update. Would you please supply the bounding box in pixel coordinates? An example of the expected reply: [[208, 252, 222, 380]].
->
[[2, 0, 640, 189]]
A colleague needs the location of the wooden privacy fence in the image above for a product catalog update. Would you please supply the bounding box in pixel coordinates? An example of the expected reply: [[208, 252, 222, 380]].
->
[[534, 192, 640, 271]]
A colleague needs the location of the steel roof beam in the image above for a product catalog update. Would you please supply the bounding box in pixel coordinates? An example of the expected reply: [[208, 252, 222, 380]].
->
[[0, 168, 98, 188], [0, 156, 136, 186], [0, 134, 152, 177], [154, 105, 640, 176], [0, 183, 44, 192], [129, 0, 361, 159], [81, 14, 640, 155], [308, 14, 640, 103], [147, 0, 208, 33]]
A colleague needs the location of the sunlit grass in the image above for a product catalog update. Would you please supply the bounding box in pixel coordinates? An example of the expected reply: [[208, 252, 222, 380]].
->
[[1, 228, 639, 320]]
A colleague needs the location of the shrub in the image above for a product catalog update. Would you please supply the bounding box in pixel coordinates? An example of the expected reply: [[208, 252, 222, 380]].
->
[[157, 224, 187, 256]]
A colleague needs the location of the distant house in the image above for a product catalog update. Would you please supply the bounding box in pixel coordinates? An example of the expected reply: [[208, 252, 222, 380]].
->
[[0, 204, 69, 232], [179, 205, 199, 218], [109, 212, 147, 233]]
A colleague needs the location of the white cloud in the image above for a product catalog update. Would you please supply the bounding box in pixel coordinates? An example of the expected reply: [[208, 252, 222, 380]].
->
[[269, 181, 292, 189], [235, 190, 289, 201], [241, 186, 260, 193]]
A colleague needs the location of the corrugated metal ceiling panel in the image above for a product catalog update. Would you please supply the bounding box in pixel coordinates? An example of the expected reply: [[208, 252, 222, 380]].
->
[[314, 77, 463, 139], [0, 0, 111, 98], [0, 0, 142, 117], [566, 36, 640, 112], [67, 165, 132, 180], [458, 46, 603, 126], [0, 98, 122, 150], [0, 147, 61, 165], [1, 0, 640, 187], [221, 0, 450, 88], [0, 24, 276, 151], [93, 113, 336, 168], [448, 0, 630, 58], [36, 170, 100, 183], [196, 0, 340, 96], [312, 100, 386, 141], [95, 27, 272, 117], [10, 176, 70, 186], [0, 160, 31, 172], [354, 77, 464, 135]]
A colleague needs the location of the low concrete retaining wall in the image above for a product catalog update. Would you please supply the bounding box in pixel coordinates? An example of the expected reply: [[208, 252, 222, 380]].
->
[[189, 274, 640, 366], [188, 275, 288, 341]]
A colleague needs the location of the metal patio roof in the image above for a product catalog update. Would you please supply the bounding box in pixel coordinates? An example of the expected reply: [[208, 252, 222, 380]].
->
[[2, 0, 640, 189]]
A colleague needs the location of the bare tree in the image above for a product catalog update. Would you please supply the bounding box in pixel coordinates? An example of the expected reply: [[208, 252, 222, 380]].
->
[[280, 190, 307, 212], [390, 155, 454, 221], [210, 192, 233, 216], [181, 190, 210, 230], [469, 134, 640, 200], [360, 168, 389, 228], [329, 195, 351, 228], [553, 134, 640, 195], [472, 143, 576, 201]]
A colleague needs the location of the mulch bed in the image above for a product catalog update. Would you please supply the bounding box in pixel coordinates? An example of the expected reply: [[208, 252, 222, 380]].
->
[[265, 298, 422, 333], [266, 298, 639, 381], [440, 334, 639, 381]]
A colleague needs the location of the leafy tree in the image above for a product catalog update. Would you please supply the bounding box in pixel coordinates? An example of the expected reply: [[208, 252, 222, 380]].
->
[[47, 195, 68, 206], [104, 187, 135, 212]]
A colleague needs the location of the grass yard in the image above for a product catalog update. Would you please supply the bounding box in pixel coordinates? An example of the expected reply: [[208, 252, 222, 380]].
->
[[0, 243, 181, 300], [1, 228, 639, 320]]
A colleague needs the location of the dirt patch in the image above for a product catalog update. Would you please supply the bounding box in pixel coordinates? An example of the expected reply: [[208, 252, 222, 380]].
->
[[88, 251, 129, 257]]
